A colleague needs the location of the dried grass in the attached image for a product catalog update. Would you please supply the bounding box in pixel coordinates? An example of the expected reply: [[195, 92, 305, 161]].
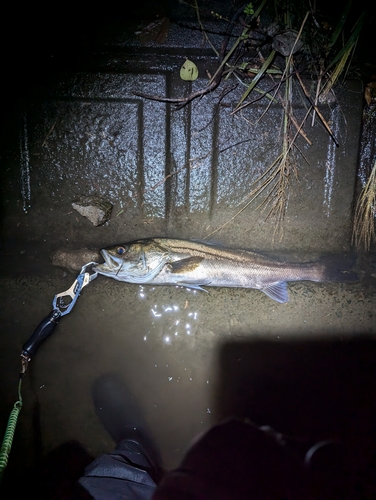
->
[[352, 160, 376, 251]]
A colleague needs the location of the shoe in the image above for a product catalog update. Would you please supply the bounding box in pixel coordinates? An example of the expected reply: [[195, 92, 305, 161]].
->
[[91, 372, 163, 481], [92, 373, 147, 444]]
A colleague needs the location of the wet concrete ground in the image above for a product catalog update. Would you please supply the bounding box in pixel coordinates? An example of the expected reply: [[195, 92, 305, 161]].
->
[[1, 262, 376, 494]]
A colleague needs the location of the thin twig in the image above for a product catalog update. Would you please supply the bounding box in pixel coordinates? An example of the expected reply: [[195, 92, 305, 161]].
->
[[205, 102, 314, 240], [236, 12, 310, 116], [141, 135, 264, 197], [194, 0, 219, 57], [233, 49, 277, 111], [233, 70, 279, 104], [134, 4, 246, 110], [256, 52, 311, 145], [295, 69, 338, 146], [194, 83, 238, 134], [204, 154, 284, 239], [311, 71, 323, 126], [41, 120, 56, 147]]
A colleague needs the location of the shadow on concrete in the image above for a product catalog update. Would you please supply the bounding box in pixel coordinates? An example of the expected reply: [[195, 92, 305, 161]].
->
[[215, 335, 376, 495], [216, 335, 376, 438], [2, 440, 93, 500]]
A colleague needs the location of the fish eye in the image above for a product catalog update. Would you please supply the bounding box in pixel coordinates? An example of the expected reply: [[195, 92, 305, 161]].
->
[[116, 246, 127, 255]]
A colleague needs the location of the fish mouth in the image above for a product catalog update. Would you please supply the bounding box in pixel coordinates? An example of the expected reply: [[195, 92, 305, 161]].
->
[[101, 249, 113, 268], [95, 249, 121, 273]]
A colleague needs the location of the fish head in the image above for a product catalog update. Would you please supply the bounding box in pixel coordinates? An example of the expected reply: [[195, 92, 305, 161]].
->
[[94, 239, 169, 283], [95, 243, 133, 273]]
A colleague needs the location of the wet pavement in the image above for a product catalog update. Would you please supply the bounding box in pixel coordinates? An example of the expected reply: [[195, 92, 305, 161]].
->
[[1, 3, 376, 497], [1, 265, 376, 498], [1, 273, 376, 472]]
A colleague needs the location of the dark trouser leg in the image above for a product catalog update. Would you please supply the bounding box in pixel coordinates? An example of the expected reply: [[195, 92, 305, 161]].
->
[[79, 437, 157, 500]]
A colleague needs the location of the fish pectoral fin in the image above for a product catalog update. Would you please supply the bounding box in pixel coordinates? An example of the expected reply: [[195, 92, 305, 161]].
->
[[169, 256, 205, 273], [177, 279, 211, 292], [261, 282, 289, 303]]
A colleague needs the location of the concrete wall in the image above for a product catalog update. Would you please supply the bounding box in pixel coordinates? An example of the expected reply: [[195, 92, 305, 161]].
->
[[10, 17, 364, 258]]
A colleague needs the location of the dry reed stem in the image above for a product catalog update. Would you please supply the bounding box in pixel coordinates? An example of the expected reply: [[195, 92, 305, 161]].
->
[[206, 75, 314, 240], [352, 160, 376, 251]]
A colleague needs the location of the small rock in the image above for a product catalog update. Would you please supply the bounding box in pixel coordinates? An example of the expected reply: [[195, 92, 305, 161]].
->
[[52, 248, 101, 272], [318, 89, 337, 105], [266, 22, 280, 38], [272, 30, 303, 57], [72, 196, 113, 226]]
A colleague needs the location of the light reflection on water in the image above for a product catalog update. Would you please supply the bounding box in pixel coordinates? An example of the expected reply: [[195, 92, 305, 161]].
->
[[137, 285, 200, 345]]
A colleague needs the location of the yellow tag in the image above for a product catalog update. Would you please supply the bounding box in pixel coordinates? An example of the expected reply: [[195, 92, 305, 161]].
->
[[180, 59, 198, 81]]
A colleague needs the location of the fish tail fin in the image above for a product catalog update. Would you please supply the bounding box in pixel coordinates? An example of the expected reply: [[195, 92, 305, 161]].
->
[[319, 253, 359, 282]]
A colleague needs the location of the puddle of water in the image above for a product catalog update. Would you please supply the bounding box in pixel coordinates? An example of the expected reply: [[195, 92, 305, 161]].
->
[[1, 272, 375, 478]]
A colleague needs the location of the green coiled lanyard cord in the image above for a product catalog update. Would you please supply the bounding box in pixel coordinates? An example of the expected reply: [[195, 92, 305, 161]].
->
[[0, 378, 23, 481]]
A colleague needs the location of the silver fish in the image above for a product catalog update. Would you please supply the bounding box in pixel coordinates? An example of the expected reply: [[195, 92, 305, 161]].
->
[[95, 238, 356, 303], [93, 238, 355, 303]]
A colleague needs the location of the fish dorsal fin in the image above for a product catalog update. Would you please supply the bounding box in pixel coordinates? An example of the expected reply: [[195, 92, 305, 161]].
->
[[262, 282, 289, 303], [190, 239, 223, 247], [169, 256, 205, 273]]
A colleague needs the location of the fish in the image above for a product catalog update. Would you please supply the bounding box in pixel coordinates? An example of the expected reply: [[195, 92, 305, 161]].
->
[[94, 238, 357, 303]]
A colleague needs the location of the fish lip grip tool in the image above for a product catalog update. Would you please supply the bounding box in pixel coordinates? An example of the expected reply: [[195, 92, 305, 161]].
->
[[0, 263, 98, 482], [21, 262, 98, 362]]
